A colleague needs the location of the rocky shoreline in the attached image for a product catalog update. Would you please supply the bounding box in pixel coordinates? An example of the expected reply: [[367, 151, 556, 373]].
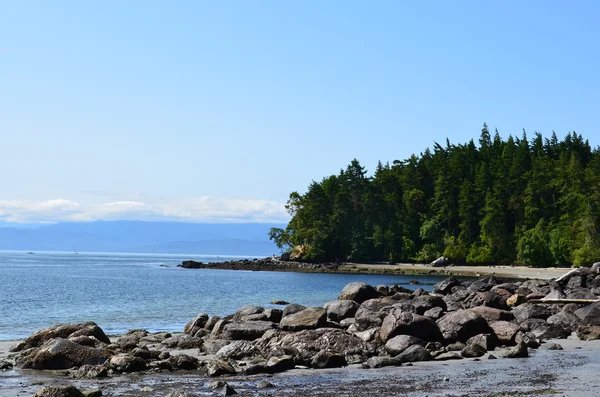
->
[[179, 257, 341, 273], [178, 256, 569, 279], [4, 264, 600, 396]]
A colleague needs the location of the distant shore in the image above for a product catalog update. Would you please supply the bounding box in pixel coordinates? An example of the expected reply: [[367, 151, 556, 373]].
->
[[180, 257, 571, 280]]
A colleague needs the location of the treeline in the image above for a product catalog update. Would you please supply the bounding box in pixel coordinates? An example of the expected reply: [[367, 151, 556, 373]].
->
[[270, 124, 600, 267]]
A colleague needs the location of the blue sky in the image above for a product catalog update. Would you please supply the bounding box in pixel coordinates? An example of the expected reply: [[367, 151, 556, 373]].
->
[[1, 1, 599, 223]]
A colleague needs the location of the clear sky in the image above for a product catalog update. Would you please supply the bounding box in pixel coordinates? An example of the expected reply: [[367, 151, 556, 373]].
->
[[1, 1, 599, 223]]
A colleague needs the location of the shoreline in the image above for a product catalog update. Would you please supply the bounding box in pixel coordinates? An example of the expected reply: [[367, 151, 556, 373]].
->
[[180, 257, 571, 280]]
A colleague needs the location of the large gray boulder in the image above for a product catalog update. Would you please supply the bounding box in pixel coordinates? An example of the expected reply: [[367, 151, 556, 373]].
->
[[10, 322, 110, 353], [324, 300, 359, 322], [380, 309, 443, 342], [512, 304, 552, 323], [384, 335, 424, 356], [280, 307, 327, 331], [575, 302, 600, 326], [258, 328, 374, 365], [16, 338, 111, 370], [434, 277, 460, 295], [184, 313, 209, 335], [233, 305, 264, 322], [108, 353, 147, 373], [216, 340, 257, 360], [220, 321, 277, 340], [338, 282, 381, 303], [396, 345, 432, 363], [436, 309, 490, 342], [489, 321, 521, 345]]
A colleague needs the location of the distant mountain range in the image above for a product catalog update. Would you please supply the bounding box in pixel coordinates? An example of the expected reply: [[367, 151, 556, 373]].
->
[[0, 221, 284, 255]]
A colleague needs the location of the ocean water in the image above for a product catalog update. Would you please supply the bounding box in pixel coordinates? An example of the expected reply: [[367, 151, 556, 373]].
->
[[0, 251, 447, 340]]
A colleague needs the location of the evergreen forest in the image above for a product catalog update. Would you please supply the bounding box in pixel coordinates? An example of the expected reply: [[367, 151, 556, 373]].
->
[[269, 124, 600, 267]]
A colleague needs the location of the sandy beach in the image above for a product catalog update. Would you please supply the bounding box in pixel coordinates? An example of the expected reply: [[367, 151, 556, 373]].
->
[[341, 262, 571, 280]]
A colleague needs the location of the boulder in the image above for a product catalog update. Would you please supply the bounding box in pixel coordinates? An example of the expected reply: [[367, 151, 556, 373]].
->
[[384, 335, 424, 356], [282, 303, 307, 317], [210, 319, 230, 339], [470, 291, 508, 310], [354, 307, 384, 330], [380, 309, 443, 342], [434, 277, 460, 295], [412, 295, 447, 315], [221, 321, 277, 340], [396, 345, 432, 363], [184, 313, 209, 335], [461, 343, 487, 358], [424, 307, 444, 320], [375, 285, 390, 296], [10, 323, 110, 353], [338, 282, 381, 303], [258, 328, 374, 365], [205, 359, 236, 377], [203, 340, 232, 355], [468, 275, 499, 293], [16, 338, 111, 370], [311, 349, 347, 369], [108, 354, 147, 373], [116, 330, 148, 350], [575, 302, 600, 326], [323, 300, 359, 322], [205, 316, 222, 332], [72, 364, 108, 379], [436, 309, 490, 343], [354, 328, 379, 342], [161, 334, 204, 349], [169, 354, 199, 370], [216, 340, 257, 360], [264, 309, 283, 323], [504, 342, 528, 358], [233, 305, 264, 322], [546, 312, 580, 332], [468, 306, 514, 323], [489, 321, 521, 345], [431, 256, 448, 267], [512, 304, 552, 323], [466, 333, 497, 351], [540, 343, 563, 350], [280, 307, 327, 331], [34, 386, 85, 397], [266, 355, 295, 373], [363, 356, 402, 368], [504, 294, 527, 308], [577, 325, 600, 341]]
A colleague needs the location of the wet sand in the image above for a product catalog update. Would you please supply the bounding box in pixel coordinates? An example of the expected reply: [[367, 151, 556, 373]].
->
[[2, 337, 600, 396]]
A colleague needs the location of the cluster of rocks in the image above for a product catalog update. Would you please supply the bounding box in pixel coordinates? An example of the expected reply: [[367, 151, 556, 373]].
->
[[179, 257, 339, 272], [9, 266, 600, 389]]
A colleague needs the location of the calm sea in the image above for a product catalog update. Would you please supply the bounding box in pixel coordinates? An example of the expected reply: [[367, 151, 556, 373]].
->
[[0, 251, 446, 340]]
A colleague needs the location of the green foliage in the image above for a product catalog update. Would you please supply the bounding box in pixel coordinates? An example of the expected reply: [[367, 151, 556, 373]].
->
[[277, 126, 600, 267], [517, 220, 553, 267], [268, 227, 293, 253]]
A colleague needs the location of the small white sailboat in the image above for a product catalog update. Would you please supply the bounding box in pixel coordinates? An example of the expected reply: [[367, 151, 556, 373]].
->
[[73, 245, 79, 255]]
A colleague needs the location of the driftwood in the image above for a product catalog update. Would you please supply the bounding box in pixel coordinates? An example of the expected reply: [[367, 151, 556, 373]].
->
[[528, 299, 600, 304], [555, 268, 581, 283]]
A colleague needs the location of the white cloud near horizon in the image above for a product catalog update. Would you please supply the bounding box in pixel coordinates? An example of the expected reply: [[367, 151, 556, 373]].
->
[[0, 197, 289, 224]]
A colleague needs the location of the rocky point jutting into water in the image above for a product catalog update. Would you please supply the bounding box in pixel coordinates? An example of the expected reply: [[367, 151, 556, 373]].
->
[[8, 264, 600, 396]]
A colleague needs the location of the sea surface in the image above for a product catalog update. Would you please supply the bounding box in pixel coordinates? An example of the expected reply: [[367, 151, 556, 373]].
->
[[0, 251, 447, 340]]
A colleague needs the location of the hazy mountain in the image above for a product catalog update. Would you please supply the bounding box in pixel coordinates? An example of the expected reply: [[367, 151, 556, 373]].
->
[[0, 221, 283, 255]]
